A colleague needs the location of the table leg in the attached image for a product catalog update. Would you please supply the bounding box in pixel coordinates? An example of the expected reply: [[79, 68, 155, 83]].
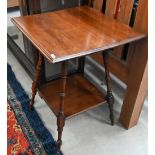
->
[[57, 61, 68, 154], [78, 57, 85, 73], [102, 51, 115, 125], [30, 52, 43, 109]]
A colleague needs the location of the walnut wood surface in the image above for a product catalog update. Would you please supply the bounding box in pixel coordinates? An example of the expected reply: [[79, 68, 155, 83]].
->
[[11, 6, 145, 63], [39, 74, 107, 118]]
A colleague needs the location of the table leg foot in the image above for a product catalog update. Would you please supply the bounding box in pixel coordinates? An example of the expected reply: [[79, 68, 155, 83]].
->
[[29, 101, 34, 110], [57, 113, 65, 154], [56, 145, 62, 155], [107, 91, 114, 126]]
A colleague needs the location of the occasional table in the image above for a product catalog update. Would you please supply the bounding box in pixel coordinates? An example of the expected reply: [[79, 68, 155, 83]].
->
[[12, 6, 145, 154]]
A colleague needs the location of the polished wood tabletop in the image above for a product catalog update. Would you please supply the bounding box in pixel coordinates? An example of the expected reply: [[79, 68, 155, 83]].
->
[[12, 6, 145, 63]]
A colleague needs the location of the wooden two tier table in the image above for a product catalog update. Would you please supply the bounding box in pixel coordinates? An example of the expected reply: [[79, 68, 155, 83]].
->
[[12, 6, 145, 154]]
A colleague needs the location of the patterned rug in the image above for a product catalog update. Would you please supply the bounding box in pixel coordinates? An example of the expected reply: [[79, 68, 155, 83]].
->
[[7, 64, 63, 155], [7, 101, 33, 154]]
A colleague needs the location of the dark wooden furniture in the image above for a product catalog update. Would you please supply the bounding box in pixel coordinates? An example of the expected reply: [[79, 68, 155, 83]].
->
[[12, 6, 145, 154]]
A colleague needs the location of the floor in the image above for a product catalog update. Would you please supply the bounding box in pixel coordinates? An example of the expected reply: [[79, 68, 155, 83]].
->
[[7, 47, 148, 155]]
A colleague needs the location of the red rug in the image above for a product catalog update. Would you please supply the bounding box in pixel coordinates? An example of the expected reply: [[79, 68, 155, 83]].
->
[[7, 64, 62, 155], [7, 102, 33, 155]]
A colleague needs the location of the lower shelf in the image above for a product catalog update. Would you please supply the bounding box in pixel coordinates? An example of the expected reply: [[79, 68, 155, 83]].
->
[[39, 74, 107, 118]]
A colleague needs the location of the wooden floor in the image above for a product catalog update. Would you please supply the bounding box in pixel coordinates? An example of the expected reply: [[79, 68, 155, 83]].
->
[[39, 74, 107, 118]]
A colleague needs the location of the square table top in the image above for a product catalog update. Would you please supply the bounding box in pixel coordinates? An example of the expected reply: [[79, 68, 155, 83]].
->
[[12, 6, 145, 63]]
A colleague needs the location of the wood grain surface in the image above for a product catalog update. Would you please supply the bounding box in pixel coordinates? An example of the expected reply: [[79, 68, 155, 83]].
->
[[119, 0, 148, 129], [39, 74, 107, 118], [12, 6, 145, 63]]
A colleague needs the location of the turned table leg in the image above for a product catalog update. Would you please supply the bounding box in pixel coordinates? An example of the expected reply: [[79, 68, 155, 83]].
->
[[30, 52, 43, 109], [57, 61, 68, 154], [102, 51, 115, 125], [78, 56, 85, 73]]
